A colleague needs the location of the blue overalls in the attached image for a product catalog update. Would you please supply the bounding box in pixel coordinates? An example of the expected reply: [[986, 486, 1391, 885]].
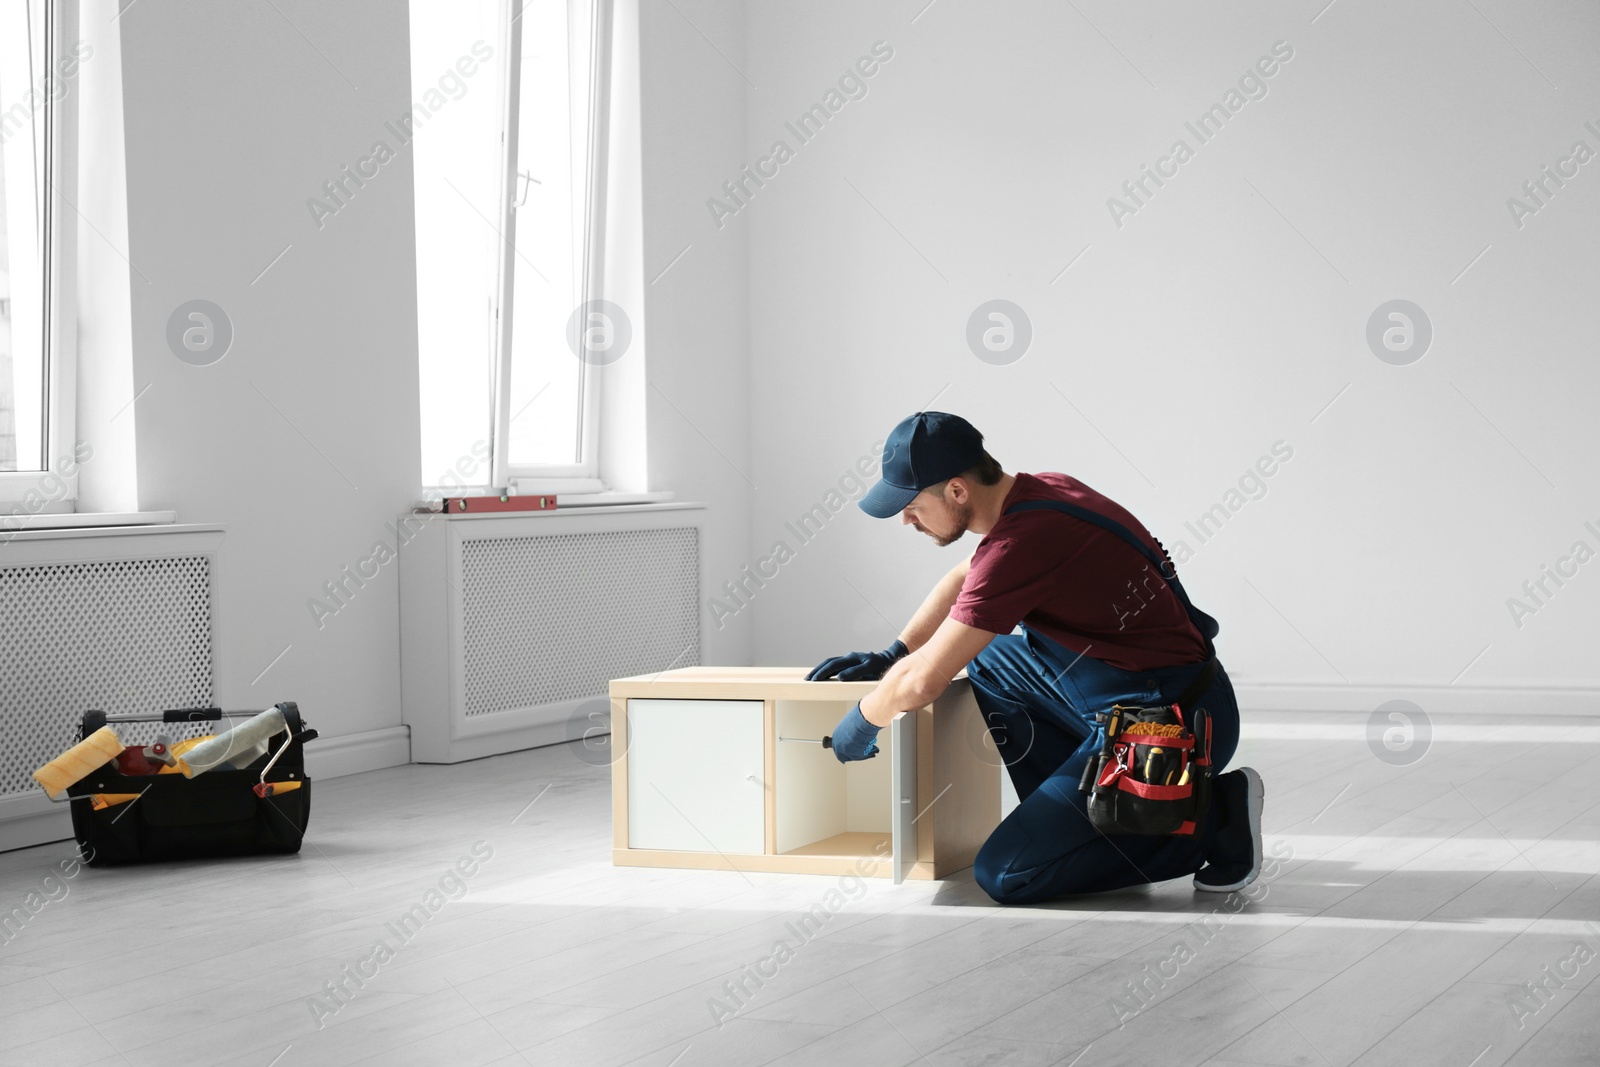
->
[[965, 503, 1242, 905]]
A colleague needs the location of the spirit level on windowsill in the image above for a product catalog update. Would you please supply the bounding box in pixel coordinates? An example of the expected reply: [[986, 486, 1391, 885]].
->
[[416, 494, 557, 515]]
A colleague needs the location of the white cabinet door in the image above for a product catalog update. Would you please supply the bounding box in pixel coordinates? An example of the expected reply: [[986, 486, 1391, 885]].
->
[[627, 699, 765, 855], [891, 710, 917, 884]]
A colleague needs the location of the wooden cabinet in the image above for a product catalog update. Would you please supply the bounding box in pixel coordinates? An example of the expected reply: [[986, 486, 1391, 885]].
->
[[609, 667, 999, 883]]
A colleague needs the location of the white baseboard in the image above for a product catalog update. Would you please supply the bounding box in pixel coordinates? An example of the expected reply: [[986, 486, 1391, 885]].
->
[[0, 796, 71, 855], [0, 726, 413, 856], [409, 720, 579, 764], [304, 725, 413, 779], [1234, 682, 1600, 716]]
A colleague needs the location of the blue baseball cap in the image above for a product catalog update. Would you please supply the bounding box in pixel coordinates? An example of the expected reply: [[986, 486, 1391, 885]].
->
[[859, 411, 987, 518]]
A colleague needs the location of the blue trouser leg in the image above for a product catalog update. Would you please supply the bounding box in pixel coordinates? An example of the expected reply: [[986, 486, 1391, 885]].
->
[[967, 627, 1240, 905]]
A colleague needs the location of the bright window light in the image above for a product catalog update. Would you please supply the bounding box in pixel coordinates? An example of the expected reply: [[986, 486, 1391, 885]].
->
[[504, 0, 594, 472], [0, 0, 49, 474], [410, 0, 598, 495]]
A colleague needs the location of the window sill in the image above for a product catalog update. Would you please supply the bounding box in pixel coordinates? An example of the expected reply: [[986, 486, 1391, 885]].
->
[[425, 498, 699, 522], [0, 510, 177, 532], [421, 489, 676, 510], [554, 490, 675, 508]]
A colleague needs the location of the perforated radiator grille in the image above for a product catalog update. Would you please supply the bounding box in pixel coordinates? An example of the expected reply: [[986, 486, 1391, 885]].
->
[[460, 526, 700, 717], [0, 557, 214, 799]]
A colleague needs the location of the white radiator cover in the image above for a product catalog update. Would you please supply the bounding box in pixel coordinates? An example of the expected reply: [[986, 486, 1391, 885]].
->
[[400, 504, 704, 763], [0, 526, 224, 850]]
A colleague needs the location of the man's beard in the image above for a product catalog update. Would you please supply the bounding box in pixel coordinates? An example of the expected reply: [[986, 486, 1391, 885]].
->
[[926, 502, 973, 547]]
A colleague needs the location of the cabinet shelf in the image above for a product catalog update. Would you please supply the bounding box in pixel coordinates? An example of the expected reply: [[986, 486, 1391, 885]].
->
[[780, 831, 891, 859]]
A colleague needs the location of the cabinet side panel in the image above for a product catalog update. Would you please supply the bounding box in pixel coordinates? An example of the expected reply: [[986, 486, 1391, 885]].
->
[[611, 695, 629, 851], [930, 680, 1002, 877]]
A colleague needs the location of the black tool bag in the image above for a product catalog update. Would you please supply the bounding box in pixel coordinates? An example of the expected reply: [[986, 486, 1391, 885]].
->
[[1003, 497, 1221, 837], [67, 703, 317, 866]]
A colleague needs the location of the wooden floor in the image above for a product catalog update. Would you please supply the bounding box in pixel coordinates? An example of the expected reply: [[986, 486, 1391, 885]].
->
[[2, 708, 1597, 1067]]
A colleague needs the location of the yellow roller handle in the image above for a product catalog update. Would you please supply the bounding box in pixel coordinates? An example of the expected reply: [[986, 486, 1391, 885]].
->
[[33, 727, 124, 800], [90, 793, 143, 811]]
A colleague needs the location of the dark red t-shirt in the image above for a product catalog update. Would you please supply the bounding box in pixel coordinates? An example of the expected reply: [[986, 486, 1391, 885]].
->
[[950, 472, 1208, 671]]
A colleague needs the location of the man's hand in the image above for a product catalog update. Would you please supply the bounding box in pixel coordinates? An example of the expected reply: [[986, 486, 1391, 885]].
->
[[805, 640, 909, 682], [828, 703, 881, 762]]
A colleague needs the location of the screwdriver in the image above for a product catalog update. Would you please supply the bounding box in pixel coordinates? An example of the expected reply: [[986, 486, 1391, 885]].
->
[[779, 736, 835, 749]]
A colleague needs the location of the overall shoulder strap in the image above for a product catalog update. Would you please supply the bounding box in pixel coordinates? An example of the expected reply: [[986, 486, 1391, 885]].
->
[[1004, 498, 1218, 658]]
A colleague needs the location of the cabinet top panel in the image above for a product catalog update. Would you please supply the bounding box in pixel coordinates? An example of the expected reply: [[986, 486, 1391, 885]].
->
[[610, 666, 878, 701]]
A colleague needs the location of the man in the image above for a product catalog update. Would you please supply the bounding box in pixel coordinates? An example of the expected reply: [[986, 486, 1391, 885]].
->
[[807, 411, 1264, 905]]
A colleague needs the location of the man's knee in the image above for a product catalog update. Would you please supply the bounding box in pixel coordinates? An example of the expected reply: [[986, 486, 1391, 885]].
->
[[975, 823, 1132, 905], [973, 827, 1061, 905], [974, 838, 1025, 905]]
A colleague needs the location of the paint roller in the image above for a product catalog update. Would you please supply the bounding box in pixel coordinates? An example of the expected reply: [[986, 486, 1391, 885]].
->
[[180, 707, 288, 777], [33, 727, 125, 800]]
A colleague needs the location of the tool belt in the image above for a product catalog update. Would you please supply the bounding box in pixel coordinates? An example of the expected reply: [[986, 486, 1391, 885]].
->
[[1002, 496, 1222, 837], [1079, 658, 1216, 835]]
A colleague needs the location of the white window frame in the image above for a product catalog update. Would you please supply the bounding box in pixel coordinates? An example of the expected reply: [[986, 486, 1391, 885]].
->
[[489, 0, 613, 496], [0, 0, 78, 515]]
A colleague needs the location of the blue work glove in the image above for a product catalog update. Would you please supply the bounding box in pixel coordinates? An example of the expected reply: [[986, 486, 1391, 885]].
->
[[805, 639, 909, 682], [829, 703, 882, 763]]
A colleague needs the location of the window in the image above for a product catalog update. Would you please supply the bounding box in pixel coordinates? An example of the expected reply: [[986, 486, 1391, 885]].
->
[[502, 0, 601, 477], [0, 0, 81, 517], [1, 3, 51, 475], [411, 0, 611, 498]]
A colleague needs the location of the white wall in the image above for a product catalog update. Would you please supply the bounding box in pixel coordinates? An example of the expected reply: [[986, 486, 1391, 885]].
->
[[89, 0, 1600, 743], [75, 0, 137, 515], [736, 0, 1600, 712], [91, 0, 756, 757], [638, 0, 753, 667], [115, 1, 421, 745]]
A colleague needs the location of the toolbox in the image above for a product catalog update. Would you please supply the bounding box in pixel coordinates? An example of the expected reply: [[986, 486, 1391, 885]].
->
[[59, 703, 318, 866]]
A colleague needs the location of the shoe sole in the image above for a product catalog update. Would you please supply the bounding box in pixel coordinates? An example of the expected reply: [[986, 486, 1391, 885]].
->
[[1193, 767, 1265, 893]]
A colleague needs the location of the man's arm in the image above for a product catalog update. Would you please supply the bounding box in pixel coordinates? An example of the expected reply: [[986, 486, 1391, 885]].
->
[[859, 615, 995, 727], [895, 555, 972, 653]]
